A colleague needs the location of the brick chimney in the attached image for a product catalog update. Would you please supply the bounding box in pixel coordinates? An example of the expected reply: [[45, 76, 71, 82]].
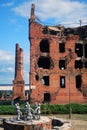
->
[[13, 43, 25, 100]]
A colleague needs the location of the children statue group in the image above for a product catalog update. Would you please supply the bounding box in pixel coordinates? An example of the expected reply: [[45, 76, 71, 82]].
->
[[15, 102, 41, 121]]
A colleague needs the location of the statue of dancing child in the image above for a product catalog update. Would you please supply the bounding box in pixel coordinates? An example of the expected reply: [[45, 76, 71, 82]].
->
[[24, 102, 33, 121], [33, 102, 41, 120], [15, 103, 22, 120]]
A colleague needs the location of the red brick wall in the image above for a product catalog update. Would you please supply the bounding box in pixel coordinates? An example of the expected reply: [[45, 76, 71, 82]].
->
[[29, 20, 87, 104]]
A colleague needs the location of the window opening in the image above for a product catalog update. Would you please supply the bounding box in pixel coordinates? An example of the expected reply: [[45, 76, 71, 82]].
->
[[64, 28, 74, 36], [42, 26, 48, 34], [42, 76, 49, 86], [75, 60, 83, 69], [44, 92, 50, 103], [79, 28, 86, 39], [59, 60, 66, 70], [59, 43, 65, 53], [85, 61, 87, 68], [35, 74, 39, 81], [85, 44, 87, 58], [75, 43, 83, 57], [40, 39, 49, 53], [76, 75, 82, 89], [49, 30, 57, 35], [38, 56, 50, 69], [60, 76, 65, 88]]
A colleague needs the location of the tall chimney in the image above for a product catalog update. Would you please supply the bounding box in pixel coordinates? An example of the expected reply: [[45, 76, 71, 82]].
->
[[13, 43, 25, 100]]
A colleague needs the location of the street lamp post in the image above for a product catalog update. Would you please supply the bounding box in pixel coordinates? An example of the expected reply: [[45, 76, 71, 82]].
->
[[69, 71, 72, 119], [68, 68, 72, 119]]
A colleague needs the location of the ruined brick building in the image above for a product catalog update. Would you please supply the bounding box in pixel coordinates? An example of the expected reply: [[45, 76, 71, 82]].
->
[[13, 43, 25, 100], [29, 4, 87, 104]]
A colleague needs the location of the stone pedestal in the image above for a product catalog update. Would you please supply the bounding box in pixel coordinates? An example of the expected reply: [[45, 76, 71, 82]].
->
[[4, 116, 52, 130]]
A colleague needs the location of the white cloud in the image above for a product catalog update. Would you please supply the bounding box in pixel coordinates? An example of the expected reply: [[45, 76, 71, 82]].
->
[[0, 67, 14, 73], [0, 49, 30, 84], [7, 67, 14, 72], [0, 50, 14, 63], [12, 1, 31, 18], [1, 2, 14, 7], [12, 0, 87, 26]]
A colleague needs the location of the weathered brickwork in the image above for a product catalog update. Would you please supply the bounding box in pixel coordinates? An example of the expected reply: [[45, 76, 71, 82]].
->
[[13, 43, 25, 100], [29, 4, 87, 104]]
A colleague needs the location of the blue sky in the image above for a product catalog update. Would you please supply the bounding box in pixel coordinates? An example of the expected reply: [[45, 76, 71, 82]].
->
[[0, 0, 87, 84]]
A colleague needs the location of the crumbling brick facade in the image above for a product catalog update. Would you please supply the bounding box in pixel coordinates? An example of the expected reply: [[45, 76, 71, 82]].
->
[[13, 43, 25, 100], [29, 4, 87, 104]]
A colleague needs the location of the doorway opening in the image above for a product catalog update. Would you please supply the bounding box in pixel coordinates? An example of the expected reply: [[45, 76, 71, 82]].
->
[[44, 92, 50, 103]]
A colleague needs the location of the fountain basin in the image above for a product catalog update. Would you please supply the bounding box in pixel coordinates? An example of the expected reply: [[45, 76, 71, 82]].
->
[[4, 116, 52, 130]]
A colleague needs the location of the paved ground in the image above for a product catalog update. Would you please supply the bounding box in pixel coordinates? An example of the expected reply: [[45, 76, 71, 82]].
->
[[70, 119, 87, 130], [66, 119, 87, 130]]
